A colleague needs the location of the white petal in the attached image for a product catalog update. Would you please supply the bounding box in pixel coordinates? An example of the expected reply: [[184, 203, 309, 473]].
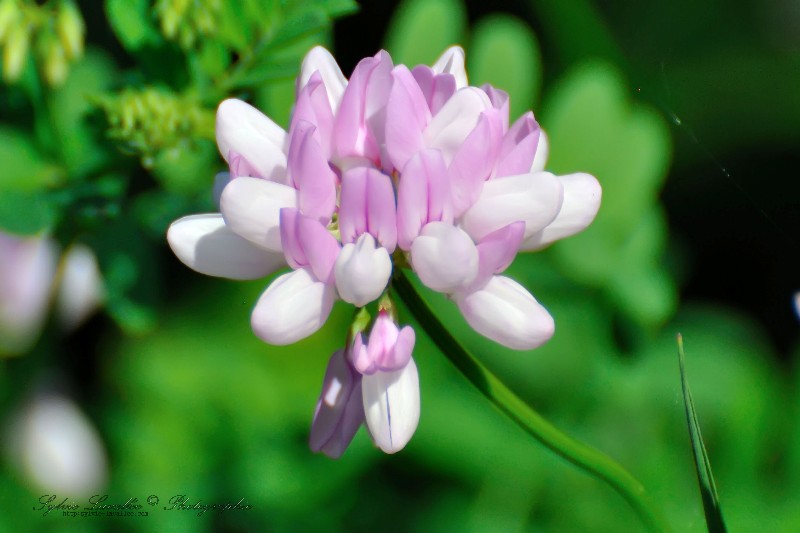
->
[[530, 129, 549, 172], [460, 171, 564, 242], [0, 234, 57, 353], [423, 87, 490, 163], [521, 173, 602, 250], [220, 176, 298, 252], [455, 276, 554, 350], [431, 46, 468, 88], [410, 222, 478, 293], [5, 394, 107, 496], [362, 358, 420, 454], [56, 244, 104, 331], [251, 267, 336, 345], [167, 214, 285, 280], [215, 99, 288, 183], [334, 234, 392, 307], [299, 46, 347, 113]]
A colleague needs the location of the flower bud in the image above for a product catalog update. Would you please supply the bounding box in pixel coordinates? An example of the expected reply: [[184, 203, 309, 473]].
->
[[42, 36, 68, 86], [3, 23, 30, 83], [56, 0, 84, 60], [0, 0, 19, 44], [309, 349, 364, 458], [334, 233, 392, 307], [56, 244, 104, 332], [362, 357, 420, 454]]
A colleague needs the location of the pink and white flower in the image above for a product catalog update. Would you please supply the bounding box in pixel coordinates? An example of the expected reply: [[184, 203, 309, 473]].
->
[[166, 44, 601, 456]]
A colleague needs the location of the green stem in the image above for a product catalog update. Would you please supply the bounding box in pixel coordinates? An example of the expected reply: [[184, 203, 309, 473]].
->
[[392, 268, 670, 532]]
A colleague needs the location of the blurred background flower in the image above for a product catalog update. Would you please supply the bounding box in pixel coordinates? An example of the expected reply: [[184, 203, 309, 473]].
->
[[0, 0, 798, 531]]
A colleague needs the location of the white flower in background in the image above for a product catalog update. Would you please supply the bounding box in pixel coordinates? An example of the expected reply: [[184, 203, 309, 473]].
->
[[0, 232, 57, 355], [167, 45, 602, 456], [5, 390, 108, 496], [56, 243, 105, 332]]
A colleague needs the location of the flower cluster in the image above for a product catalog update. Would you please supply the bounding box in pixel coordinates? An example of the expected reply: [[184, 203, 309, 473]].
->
[[167, 46, 601, 456]]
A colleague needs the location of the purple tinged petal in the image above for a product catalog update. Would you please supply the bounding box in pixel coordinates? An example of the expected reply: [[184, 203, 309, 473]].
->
[[287, 120, 337, 224], [309, 349, 364, 458], [385, 65, 432, 173], [411, 66, 457, 116], [251, 267, 336, 345], [469, 222, 525, 291], [297, 214, 340, 285], [290, 72, 335, 159], [481, 84, 510, 131], [424, 87, 491, 163], [339, 167, 397, 251], [447, 109, 504, 217], [216, 99, 288, 183], [521, 172, 602, 250], [228, 150, 261, 178], [279, 208, 307, 270], [167, 214, 285, 280], [454, 275, 555, 350], [460, 171, 564, 242], [495, 112, 541, 179], [364, 316, 414, 373], [333, 51, 393, 163], [431, 46, 467, 88], [350, 333, 372, 376], [220, 176, 298, 252], [298, 46, 347, 113], [410, 222, 479, 293], [396, 149, 452, 251]]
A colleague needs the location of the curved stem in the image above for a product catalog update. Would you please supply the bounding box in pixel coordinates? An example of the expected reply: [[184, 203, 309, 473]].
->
[[392, 268, 670, 532]]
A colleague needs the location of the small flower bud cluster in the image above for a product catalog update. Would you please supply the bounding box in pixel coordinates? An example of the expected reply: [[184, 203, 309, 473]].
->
[[155, 0, 222, 49], [95, 87, 215, 167], [0, 0, 84, 86]]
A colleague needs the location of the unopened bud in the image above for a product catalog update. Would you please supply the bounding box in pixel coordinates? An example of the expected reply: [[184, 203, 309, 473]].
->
[[42, 37, 68, 86], [0, 0, 19, 44], [3, 23, 29, 83], [56, 0, 84, 60]]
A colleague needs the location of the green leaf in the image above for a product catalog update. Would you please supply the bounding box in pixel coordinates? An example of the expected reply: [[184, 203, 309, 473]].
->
[[384, 0, 467, 66], [677, 334, 728, 533], [105, 0, 164, 52], [0, 191, 57, 235], [468, 14, 543, 114], [0, 128, 61, 192]]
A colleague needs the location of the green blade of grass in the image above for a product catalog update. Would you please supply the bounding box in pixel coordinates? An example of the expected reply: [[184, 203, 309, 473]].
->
[[677, 333, 727, 533]]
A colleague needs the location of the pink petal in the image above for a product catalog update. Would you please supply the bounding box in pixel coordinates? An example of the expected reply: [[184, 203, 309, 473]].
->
[[424, 87, 491, 164], [298, 46, 347, 113], [410, 222, 479, 293], [495, 112, 541, 179], [480, 84, 510, 131], [287, 120, 337, 224], [470, 221, 525, 291], [339, 167, 397, 251], [385, 65, 432, 173], [448, 109, 504, 217], [333, 51, 393, 163], [297, 214, 340, 285], [290, 71, 335, 159], [396, 148, 452, 251], [431, 46, 467, 88]]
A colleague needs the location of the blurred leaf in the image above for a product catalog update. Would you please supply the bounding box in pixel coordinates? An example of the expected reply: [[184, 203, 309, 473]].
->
[[0, 191, 57, 235], [0, 127, 61, 192], [132, 189, 194, 238], [384, 0, 467, 66], [677, 334, 728, 533], [542, 61, 674, 327], [468, 14, 543, 115], [150, 139, 219, 195], [50, 50, 118, 177], [105, 0, 164, 52]]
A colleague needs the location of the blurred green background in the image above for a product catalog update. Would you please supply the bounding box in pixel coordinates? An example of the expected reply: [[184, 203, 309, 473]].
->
[[1, 0, 798, 531]]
